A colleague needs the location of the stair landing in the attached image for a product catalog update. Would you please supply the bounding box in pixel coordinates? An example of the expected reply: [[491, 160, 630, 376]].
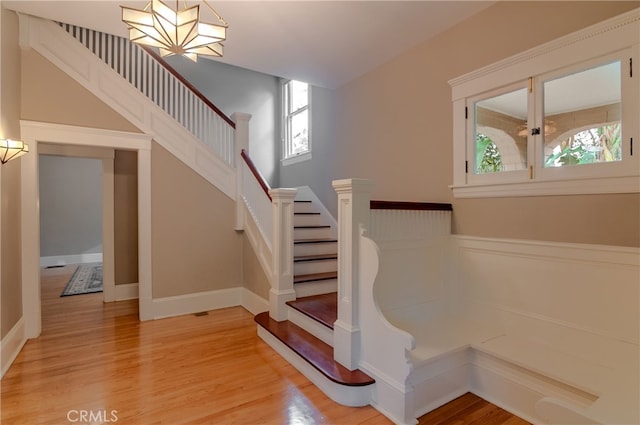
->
[[254, 312, 374, 387], [286, 293, 337, 330]]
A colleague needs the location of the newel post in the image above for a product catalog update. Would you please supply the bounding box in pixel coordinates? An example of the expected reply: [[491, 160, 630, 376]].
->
[[232, 112, 251, 231], [269, 188, 298, 321], [332, 178, 373, 370]]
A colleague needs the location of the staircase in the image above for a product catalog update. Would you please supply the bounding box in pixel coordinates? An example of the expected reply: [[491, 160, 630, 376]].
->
[[255, 195, 376, 406], [292, 198, 338, 297], [24, 13, 375, 413]]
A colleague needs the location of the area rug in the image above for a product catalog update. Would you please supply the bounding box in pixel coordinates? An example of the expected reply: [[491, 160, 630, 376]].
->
[[60, 263, 103, 297]]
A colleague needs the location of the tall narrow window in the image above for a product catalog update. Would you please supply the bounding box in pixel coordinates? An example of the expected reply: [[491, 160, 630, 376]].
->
[[282, 80, 311, 164]]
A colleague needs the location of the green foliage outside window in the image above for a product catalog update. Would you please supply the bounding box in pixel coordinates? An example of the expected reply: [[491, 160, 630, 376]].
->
[[545, 123, 621, 167], [476, 133, 503, 173]]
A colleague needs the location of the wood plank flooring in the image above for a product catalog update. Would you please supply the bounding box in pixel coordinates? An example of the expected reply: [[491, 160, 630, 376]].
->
[[1, 265, 530, 425]]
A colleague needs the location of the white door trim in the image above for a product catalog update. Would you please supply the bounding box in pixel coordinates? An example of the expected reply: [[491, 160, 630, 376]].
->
[[20, 121, 153, 338]]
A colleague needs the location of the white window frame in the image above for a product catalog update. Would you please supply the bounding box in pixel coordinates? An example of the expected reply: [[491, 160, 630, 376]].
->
[[449, 9, 639, 198], [281, 79, 312, 166]]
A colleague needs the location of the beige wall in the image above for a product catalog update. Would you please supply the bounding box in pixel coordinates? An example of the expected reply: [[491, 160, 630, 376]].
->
[[332, 1, 639, 247], [114, 150, 138, 285], [1, 7, 23, 339], [21, 50, 139, 133], [241, 234, 270, 300], [151, 143, 242, 298]]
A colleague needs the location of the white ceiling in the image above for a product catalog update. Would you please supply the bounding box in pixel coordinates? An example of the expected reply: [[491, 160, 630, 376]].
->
[[3, 0, 495, 88]]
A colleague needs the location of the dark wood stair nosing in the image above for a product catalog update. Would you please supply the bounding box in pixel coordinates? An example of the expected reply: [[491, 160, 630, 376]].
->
[[294, 225, 331, 229], [254, 312, 374, 387], [294, 212, 321, 215], [294, 200, 313, 203]]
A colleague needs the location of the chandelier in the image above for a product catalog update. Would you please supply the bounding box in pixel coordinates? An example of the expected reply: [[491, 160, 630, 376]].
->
[[121, 0, 227, 62], [0, 139, 29, 164]]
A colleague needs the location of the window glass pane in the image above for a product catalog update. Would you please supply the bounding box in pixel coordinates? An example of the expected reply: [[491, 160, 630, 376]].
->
[[290, 109, 309, 155], [290, 80, 308, 112], [543, 61, 621, 168], [474, 88, 528, 174]]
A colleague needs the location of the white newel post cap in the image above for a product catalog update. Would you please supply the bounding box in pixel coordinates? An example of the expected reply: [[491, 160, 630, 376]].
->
[[332, 178, 374, 194], [269, 188, 298, 200]]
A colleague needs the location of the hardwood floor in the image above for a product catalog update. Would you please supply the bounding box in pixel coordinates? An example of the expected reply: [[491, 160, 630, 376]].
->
[[1, 265, 529, 424]]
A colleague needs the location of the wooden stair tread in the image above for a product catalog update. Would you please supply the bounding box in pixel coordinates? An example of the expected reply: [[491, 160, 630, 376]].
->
[[294, 238, 337, 244], [294, 200, 312, 203], [294, 212, 321, 215], [294, 254, 338, 262], [286, 293, 337, 329], [294, 271, 337, 284], [255, 312, 374, 387]]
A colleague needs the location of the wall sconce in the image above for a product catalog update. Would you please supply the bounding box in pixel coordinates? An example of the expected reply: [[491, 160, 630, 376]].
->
[[0, 139, 29, 164]]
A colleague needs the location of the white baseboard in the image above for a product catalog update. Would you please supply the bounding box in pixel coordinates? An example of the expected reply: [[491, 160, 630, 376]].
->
[[115, 283, 139, 301], [1, 317, 27, 379], [152, 287, 243, 319], [240, 288, 268, 316], [40, 253, 103, 268]]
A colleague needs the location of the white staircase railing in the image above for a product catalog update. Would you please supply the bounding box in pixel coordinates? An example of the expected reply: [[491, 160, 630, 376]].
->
[[58, 22, 235, 167], [19, 14, 238, 199]]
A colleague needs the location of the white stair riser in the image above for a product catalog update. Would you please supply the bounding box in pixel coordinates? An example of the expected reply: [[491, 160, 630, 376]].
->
[[293, 202, 320, 214], [287, 307, 334, 347], [294, 214, 325, 227], [294, 242, 338, 257], [294, 279, 338, 297], [294, 259, 338, 276], [295, 227, 333, 240]]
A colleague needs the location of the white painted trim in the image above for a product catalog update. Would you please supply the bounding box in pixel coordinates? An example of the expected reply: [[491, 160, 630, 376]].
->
[[115, 283, 139, 301], [20, 121, 153, 336], [137, 148, 153, 321], [448, 9, 640, 97], [242, 201, 273, 283], [240, 288, 269, 316], [102, 156, 116, 303], [152, 287, 243, 320], [39, 253, 103, 268], [257, 326, 373, 407], [282, 151, 312, 166], [1, 317, 26, 378], [451, 175, 640, 198]]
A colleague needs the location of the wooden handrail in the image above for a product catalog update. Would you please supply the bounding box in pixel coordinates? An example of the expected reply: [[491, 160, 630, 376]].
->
[[241, 149, 272, 201], [370, 200, 452, 211], [141, 46, 236, 129]]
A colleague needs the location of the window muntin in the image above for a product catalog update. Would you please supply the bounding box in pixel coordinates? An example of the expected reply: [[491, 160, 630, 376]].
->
[[543, 61, 622, 168], [283, 80, 310, 161]]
